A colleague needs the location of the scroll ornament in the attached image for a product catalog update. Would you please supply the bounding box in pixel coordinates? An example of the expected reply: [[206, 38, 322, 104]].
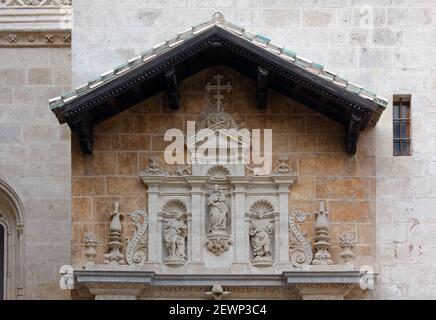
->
[[125, 210, 148, 267], [289, 207, 313, 268]]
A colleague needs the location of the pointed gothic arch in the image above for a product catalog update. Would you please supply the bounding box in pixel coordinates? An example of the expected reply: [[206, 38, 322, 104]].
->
[[0, 179, 25, 300]]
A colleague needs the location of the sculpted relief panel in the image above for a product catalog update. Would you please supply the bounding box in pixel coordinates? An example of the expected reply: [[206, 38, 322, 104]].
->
[[162, 200, 189, 267], [78, 73, 358, 275]]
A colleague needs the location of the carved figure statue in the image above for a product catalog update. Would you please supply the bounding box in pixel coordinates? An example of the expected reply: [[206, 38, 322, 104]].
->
[[164, 212, 187, 259], [249, 211, 273, 258], [208, 185, 228, 234]]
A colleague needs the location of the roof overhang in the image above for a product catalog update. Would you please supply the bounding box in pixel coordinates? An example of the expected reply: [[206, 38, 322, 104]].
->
[[50, 14, 387, 155]]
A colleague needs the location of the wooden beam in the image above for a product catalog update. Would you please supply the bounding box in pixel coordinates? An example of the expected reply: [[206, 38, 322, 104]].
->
[[256, 66, 269, 109], [345, 112, 362, 155], [165, 68, 180, 110], [71, 119, 93, 155]]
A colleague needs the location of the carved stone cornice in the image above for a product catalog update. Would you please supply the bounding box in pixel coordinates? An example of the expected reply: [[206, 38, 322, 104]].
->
[[73, 268, 374, 300], [0, 30, 71, 47], [0, 0, 71, 47]]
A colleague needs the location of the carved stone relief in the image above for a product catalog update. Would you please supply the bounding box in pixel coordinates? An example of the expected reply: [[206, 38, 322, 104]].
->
[[312, 201, 333, 265], [162, 200, 188, 267], [104, 202, 125, 265], [206, 183, 231, 256], [248, 200, 275, 267], [0, 0, 71, 6], [289, 207, 313, 268], [84, 234, 98, 266], [125, 210, 148, 267]]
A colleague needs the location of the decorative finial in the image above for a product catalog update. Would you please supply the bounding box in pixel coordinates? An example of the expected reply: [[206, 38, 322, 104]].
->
[[339, 232, 356, 266], [212, 12, 225, 23], [104, 202, 126, 265], [84, 234, 98, 266], [311, 201, 333, 265]]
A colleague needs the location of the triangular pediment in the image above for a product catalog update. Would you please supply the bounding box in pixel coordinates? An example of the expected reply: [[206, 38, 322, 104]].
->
[[49, 12, 387, 155]]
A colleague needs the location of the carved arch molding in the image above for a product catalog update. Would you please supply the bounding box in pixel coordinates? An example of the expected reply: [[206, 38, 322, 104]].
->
[[0, 179, 25, 300]]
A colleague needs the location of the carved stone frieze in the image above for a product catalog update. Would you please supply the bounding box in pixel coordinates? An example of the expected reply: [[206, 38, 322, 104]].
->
[[0, 0, 71, 47], [125, 210, 148, 267], [0, 0, 71, 7], [0, 31, 71, 47]]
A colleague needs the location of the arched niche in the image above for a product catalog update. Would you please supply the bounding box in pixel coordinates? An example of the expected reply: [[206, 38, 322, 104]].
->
[[0, 179, 25, 300]]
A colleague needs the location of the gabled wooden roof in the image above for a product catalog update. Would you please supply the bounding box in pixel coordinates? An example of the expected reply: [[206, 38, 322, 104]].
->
[[50, 12, 387, 155]]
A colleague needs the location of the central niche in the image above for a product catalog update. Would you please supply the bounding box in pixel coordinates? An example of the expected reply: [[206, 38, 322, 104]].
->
[[205, 166, 232, 257], [139, 73, 297, 272]]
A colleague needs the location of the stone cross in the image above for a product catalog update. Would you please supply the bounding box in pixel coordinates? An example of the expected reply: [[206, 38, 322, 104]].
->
[[206, 74, 232, 112]]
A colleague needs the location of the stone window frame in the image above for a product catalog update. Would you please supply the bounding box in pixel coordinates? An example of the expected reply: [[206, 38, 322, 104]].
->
[[393, 94, 412, 156], [0, 179, 25, 300]]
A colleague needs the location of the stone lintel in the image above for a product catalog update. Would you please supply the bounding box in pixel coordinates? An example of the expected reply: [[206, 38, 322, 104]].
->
[[74, 268, 373, 300]]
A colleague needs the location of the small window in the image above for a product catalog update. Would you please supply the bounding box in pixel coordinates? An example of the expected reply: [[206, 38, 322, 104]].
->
[[393, 95, 411, 156]]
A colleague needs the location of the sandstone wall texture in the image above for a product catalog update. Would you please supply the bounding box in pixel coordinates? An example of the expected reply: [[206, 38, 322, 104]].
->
[[71, 67, 376, 281], [0, 47, 71, 299], [70, 0, 436, 299]]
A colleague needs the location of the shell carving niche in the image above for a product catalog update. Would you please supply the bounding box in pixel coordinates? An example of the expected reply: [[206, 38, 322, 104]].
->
[[207, 165, 230, 180], [249, 200, 274, 216], [162, 199, 187, 216]]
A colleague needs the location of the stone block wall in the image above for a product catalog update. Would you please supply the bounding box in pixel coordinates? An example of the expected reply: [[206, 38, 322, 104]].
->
[[72, 0, 436, 299], [0, 47, 71, 299], [71, 68, 376, 271]]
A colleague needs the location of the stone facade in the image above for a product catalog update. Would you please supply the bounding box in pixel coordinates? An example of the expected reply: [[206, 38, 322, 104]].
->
[[0, 0, 435, 299], [71, 68, 376, 275], [0, 47, 71, 299], [70, 0, 436, 299]]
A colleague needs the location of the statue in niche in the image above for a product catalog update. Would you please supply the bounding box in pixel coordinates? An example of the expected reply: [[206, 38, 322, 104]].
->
[[208, 185, 228, 234], [164, 212, 188, 261], [250, 211, 273, 259]]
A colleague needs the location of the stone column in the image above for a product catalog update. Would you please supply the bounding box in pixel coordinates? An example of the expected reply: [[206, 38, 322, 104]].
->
[[147, 183, 160, 263]]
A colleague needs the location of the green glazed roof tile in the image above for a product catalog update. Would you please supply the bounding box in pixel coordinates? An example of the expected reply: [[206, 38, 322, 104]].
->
[[49, 12, 388, 112]]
